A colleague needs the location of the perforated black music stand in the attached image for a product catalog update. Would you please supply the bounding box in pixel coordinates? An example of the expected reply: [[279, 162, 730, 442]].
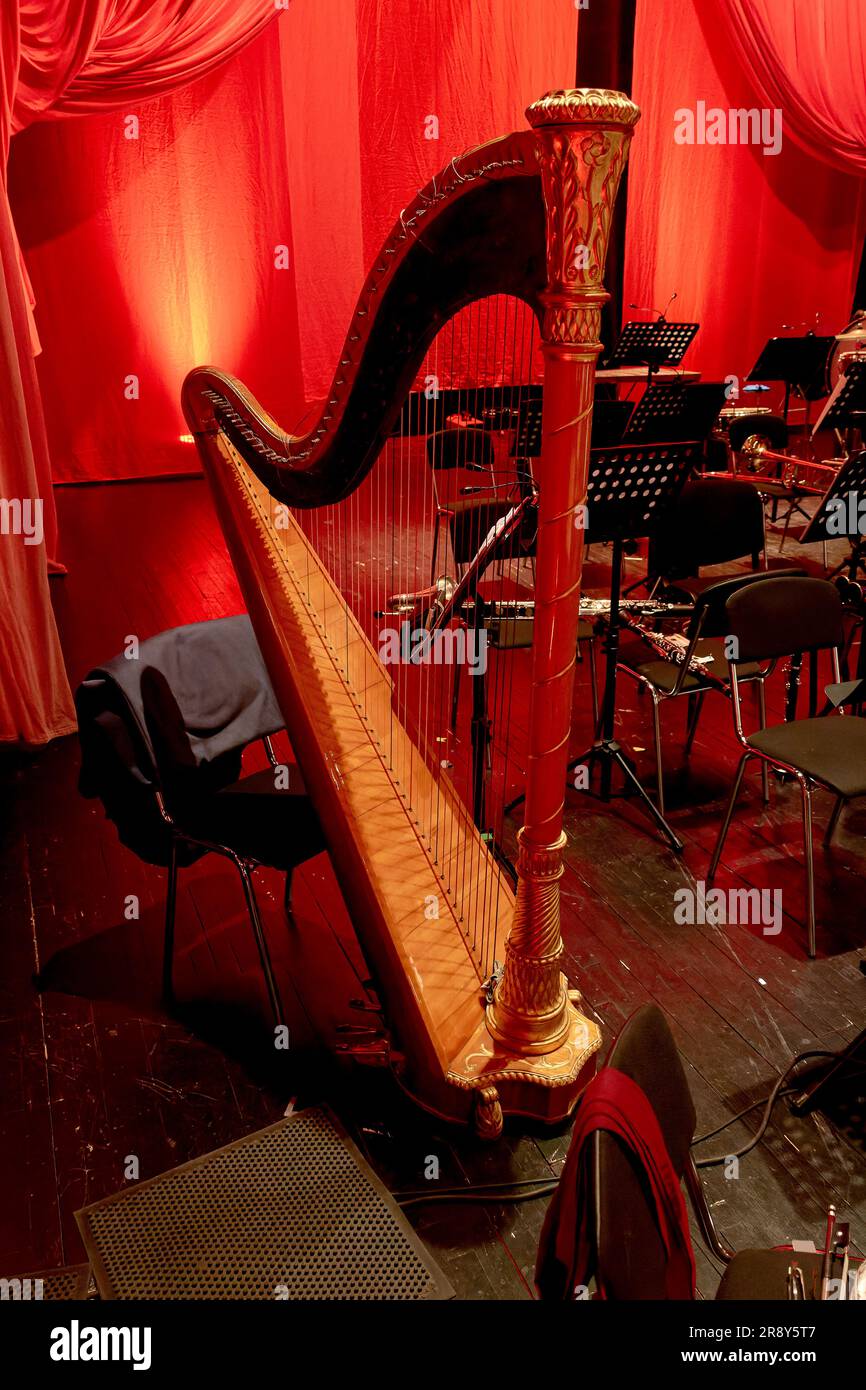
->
[[811, 358, 866, 441], [505, 441, 700, 851], [606, 321, 699, 380], [511, 395, 544, 460], [622, 380, 727, 445], [801, 448, 866, 581]]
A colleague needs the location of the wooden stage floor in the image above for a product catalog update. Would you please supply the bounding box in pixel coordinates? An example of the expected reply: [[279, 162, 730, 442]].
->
[[1, 475, 864, 1299]]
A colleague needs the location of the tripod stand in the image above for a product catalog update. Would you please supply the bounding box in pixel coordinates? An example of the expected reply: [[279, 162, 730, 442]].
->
[[505, 441, 698, 849], [569, 535, 684, 852]]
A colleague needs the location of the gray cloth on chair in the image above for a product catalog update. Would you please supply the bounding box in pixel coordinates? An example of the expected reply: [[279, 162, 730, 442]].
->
[[89, 615, 283, 770], [76, 616, 283, 866]]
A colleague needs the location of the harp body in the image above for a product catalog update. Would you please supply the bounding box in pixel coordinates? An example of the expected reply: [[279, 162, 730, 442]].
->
[[184, 90, 640, 1136]]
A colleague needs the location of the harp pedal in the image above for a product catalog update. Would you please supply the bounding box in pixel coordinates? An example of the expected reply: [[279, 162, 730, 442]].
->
[[481, 960, 504, 1006], [335, 1021, 395, 1067], [349, 995, 383, 1014], [335, 1037, 394, 1067]]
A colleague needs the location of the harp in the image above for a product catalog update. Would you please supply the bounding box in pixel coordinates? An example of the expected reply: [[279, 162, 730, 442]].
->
[[183, 89, 639, 1137]]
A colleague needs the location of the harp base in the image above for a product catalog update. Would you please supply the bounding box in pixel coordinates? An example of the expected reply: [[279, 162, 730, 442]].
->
[[447, 996, 602, 1139]]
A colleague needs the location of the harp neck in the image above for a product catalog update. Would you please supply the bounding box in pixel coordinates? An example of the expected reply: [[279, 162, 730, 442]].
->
[[183, 130, 542, 507]]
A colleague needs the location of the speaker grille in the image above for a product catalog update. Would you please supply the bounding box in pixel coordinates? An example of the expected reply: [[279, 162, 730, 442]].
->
[[76, 1107, 452, 1300]]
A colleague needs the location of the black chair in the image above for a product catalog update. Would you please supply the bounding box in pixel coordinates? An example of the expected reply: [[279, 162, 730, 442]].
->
[[76, 618, 327, 1022], [426, 426, 537, 581], [708, 576, 866, 957], [727, 411, 789, 457], [584, 1004, 826, 1299], [643, 475, 767, 600], [618, 570, 804, 814]]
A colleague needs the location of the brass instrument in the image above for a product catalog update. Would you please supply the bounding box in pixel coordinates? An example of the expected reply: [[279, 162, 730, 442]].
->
[[741, 434, 842, 497]]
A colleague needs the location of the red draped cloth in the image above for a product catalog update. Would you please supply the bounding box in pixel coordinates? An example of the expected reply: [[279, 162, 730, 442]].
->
[[1, 1, 279, 744], [535, 1068, 696, 1301], [719, 0, 866, 175], [625, 0, 866, 387]]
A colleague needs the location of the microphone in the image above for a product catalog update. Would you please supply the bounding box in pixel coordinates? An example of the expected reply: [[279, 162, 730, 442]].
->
[[629, 291, 678, 323], [659, 291, 678, 322]]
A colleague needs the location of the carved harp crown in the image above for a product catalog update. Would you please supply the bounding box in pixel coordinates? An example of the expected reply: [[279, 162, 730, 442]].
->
[[183, 89, 639, 1138]]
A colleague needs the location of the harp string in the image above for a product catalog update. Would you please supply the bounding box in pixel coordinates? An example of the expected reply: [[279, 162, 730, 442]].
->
[[268, 294, 539, 975]]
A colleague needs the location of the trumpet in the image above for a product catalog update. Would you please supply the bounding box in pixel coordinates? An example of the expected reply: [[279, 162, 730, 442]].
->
[[740, 435, 842, 496]]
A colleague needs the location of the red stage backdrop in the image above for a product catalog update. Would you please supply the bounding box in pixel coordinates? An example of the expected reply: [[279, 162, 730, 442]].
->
[[5, 0, 866, 746], [624, 0, 866, 389], [10, 0, 579, 487]]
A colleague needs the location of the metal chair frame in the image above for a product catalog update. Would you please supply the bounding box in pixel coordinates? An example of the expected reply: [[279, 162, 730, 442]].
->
[[708, 651, 845, 958], [157, 735, 290, 1024], [618, 601, 772, 816]]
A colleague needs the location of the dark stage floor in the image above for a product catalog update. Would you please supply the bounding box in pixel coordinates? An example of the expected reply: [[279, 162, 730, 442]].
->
[[1, 475, 864, 1299]]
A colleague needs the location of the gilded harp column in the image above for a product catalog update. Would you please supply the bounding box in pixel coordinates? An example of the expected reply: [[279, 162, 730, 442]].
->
[[487, 90, 640, 1058]]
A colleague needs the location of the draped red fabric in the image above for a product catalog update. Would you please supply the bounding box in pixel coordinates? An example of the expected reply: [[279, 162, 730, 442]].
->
[[13, 0, 279, 126], [1, 0, 279, 743], [10, 0, 577, 488], [718, 0, 866, 175], [7, 0, 866, 747], [535, 1067, 697, 1301], [625, 0, 866, 387]]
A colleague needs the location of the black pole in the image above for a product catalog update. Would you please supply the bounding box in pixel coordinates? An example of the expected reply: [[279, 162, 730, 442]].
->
[[576, 0, 638, 352], [852, 235, 866, 317]]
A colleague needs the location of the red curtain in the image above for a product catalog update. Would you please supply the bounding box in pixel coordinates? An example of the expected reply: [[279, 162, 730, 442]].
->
[[8, 0, 866, 747], [719, 0, 866, 175], [10, 0, 578, 488], [624, 0, 866, 388], [1, 0, 279, 744]]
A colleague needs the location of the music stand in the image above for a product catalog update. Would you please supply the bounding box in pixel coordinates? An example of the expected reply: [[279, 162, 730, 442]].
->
[[511, 393, 544, 462], [512, 395, 632, 453], [505, 441, 700, 851], [747, 336, 833, 424], [811, 358, 866, 443], [622, 380, 727, 445], [801, 448, 866, 581], [606, 321, 699, 382]]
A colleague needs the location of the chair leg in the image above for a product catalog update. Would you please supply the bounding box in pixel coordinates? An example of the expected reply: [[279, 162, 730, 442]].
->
[[684, 690, 705, 757], [708, 751, 752, 882], [823, 794, 845, 848], [797, 776, 817, 959], [236, 858, 284, 1025], [162, 837, 179, 1004], [651, 693, 665, 816], [756, 680, 770, 805], [587, 638, 599, 733], [683, 1155, 734, 1264]]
